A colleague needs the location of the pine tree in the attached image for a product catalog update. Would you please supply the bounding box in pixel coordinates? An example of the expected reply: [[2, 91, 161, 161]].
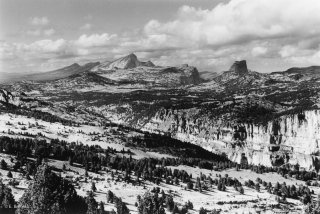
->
[[0, 181, 15, 208], [99, 201, 105, 214], [187, 181, 193, 190], [107, 190, 114, 203], [91, 182, 97, 192], [172, 204, 179, 214], [199, 207, 207, 214], [86, 191, 98, 214], [239, 186, 244, 194], [166, 195, 174, 211], [0, 159, 8, 170], [115, 198, 129, 214], [7, 170, 12, 178]]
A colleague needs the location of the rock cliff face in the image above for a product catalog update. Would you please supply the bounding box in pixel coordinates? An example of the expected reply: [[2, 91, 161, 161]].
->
[[229, 60, 248, 75], [137, 108, 320, 170]]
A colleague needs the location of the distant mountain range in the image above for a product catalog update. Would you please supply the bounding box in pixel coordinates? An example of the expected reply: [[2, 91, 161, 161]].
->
[[3, 53, 320, 86]]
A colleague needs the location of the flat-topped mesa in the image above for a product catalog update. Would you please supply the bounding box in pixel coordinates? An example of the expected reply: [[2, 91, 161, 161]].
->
[[229, 60, 248, 75]]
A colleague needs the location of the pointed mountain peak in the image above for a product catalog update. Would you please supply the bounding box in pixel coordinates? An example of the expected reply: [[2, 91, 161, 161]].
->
[[229, 60, 248, 75], [127, 53, 137, 58]]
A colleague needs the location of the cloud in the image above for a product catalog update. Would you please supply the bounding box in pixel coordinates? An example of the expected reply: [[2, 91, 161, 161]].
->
[[30, 17, 49, 26], [143, 0, 320, 48], [279, 45, 298, 58], [1, 33, 118, 63], [27, 16, 54, 37], [252, 46, 268, 57], [75, 33, 117, 48], [80, 23, 92, 30], [27, 29, 55, 37], [27, 39, 67, 53]]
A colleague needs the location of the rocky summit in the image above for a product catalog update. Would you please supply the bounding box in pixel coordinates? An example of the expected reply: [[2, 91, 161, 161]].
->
[[91, 53, 155, 71], [229, 60, 248, 75]]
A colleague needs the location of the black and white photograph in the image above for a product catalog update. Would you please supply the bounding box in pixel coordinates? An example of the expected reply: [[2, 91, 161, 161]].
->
[[1, 0, 320, 213]]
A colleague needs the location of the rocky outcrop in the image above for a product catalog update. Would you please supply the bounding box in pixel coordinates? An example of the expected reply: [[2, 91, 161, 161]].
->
[[229, 60, 248, 75], [92, 53, 155, 71], [171, 65, 201, 85], [0, 89, 20, 106]]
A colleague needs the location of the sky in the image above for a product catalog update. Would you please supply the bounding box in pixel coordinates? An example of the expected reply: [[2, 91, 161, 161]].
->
[[1, 0, 320, 76]]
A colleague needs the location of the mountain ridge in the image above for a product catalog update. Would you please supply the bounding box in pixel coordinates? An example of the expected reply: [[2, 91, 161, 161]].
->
[[91, 53, 155, 71]]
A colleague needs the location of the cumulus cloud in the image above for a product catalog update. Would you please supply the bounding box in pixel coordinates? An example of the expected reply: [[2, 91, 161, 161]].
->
[[279, 45, 298, 58], [252, 46, 268, 57], [1, 33, 118, 63], [75, 33, 117, 48], [136, 0, 320, 71], [26, 39, 67, 53], [143, 0, 320, 48], [30, 16, 49, 26]]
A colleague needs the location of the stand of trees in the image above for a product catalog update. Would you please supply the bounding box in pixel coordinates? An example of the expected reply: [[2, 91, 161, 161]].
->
[[16, 163, 88, 214], [1, 104, 76, 126]]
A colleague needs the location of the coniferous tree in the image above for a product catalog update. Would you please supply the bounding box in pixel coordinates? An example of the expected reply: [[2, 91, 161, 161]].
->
[[199, 207, 207, 214], [91, 182, 97, 192], [7, 170, 12, 178], [86, 191, 98, 214], [172, 204, 179, 214], [115, 198, 129, 214], [165, 195, 174, 211], [0, 159, 8, 170], [0, 181, 15, 208], [98, 201, 105, 214]]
